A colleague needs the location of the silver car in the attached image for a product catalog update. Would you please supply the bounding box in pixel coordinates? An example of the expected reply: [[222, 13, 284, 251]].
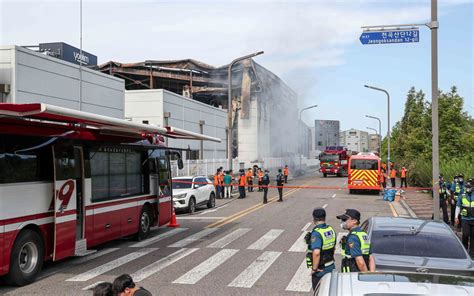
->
[[361, 216, 474, 276], [315, 271, 474, 296]]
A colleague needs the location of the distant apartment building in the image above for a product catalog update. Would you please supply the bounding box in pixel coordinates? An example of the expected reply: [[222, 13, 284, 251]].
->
[[314, 120, 340, 151], [369, 134, 381, 153], [339, 129, 369, 152]]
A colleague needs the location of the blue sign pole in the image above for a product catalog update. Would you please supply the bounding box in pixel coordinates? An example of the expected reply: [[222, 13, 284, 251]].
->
[[360, 29, 419, 45]]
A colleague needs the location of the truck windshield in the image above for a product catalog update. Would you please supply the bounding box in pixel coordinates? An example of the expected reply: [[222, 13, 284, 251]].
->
[[320, 155, 339, 162], [350, 159, 378, 170]]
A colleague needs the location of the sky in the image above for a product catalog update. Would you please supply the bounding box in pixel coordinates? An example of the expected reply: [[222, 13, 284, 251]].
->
[[0, 0, 472, 134]]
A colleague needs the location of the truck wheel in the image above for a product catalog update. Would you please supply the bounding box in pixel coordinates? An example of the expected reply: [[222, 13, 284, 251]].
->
[[136, 205, 153, 241], [6, 229, 44, 286], [323, 173, 327, 178], [207, 192, 216, 209], [349, 189, 354, 194]]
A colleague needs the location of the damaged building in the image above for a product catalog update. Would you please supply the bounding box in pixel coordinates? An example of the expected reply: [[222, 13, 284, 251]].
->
[[97, 58, 308, 164]]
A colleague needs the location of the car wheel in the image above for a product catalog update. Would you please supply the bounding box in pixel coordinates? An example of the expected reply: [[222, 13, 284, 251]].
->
[[188, 197, 196, 214], [349, 189, 354, 194], [6, 229, 44, 286], [207, 192, 216, 209], [136, 205, 153, 241]]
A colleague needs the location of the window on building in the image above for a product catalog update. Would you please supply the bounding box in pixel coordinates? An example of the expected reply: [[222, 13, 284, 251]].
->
[[142, 120, 149, 124], [186, 149, 200, 160]]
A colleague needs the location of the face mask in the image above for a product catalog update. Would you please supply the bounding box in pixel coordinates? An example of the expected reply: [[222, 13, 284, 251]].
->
[[467, 188, 472, 193], [340, 221, 348, 230], [454, 179, 459, 183], [459, 178, 464, 183]]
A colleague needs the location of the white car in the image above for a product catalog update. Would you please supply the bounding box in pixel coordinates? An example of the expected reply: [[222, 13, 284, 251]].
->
[[172, 176, 216, 213]]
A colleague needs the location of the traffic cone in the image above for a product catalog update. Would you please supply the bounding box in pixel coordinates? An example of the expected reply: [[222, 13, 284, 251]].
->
[[168, 207, 180, 228]]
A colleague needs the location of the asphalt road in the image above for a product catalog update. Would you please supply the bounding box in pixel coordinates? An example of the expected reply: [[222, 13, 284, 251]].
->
[[0, 173, 393, 295]]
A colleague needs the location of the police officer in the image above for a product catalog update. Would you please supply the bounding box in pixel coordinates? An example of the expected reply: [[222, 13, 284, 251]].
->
[[451, 174, 465, 229], [438, 175, 449, 224], [262, 170, 270, 204], [337, 209, 375, 272], [305, 208, 336, 290], [455, 181, 474, 255], [276, 169, 284, 202]]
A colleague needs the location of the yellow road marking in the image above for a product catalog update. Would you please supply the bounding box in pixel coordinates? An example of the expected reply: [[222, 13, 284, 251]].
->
[[207, 181, 312, 228], [389, 202, 399, 217]]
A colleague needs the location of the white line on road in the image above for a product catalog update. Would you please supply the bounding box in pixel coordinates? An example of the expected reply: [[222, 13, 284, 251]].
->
[[286, 259, 312, 292], [322, 204, 328, 209], [82, 281, 105, 291], [247, 229, 284, 250], [207, 228, 251, 248], [301, 222, 311, 232], [335, 232, 348, 255], [332, 194, 336, 198], [173, 249, 239, 284], [288, 232, 307, 252], [66, 248, 157, 282], [199, 204, 228, 215], [168, 228, 218, 248], [130, 228, 188, 248], [228, 251, 281, 288], [132, 248, 198, 282], [177, 216, 226, 220]]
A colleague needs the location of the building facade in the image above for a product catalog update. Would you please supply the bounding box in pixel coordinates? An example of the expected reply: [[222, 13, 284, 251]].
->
[[368, 134, 381, 153], [0, 45, 124, 118], [339, 129, 369, 153], [125, 89, 227, 160], [314, 120, 340, 151]]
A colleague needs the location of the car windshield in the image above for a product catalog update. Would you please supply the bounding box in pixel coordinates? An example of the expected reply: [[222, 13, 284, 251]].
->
[[320, 154, 339, 162], [371, 230, 467, 259], [350, 159, 378, 170], [172, 178, 193, 189]]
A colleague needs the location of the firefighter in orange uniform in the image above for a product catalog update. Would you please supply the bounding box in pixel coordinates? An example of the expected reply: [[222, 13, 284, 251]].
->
[[238, 170, 247, 198], [400, 167, 408, 188], [284, 165, 289, 183], [380, 169, 386, 189], [214, 169, 221, 198], [390, 168, 397, 188], [258, 168, 264, 192], [246, 168, 254, 192]]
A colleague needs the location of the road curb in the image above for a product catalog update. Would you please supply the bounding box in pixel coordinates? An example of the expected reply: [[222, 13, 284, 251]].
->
[[400, 198, 418, 218]]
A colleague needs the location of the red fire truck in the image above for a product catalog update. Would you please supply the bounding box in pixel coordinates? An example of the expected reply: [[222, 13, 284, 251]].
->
[[318, 146, 350, 177], [0, 103, 220, 286]]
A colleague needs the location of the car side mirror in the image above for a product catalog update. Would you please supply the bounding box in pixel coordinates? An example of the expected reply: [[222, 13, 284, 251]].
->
[[194, 184, 199, 189]]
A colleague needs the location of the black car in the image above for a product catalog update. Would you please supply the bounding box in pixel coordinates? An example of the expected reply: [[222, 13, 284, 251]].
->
[[361, 217, 474, 276]]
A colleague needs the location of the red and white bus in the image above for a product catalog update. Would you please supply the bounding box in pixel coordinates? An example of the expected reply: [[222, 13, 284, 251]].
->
[[0, 103, 219, 286], [347, 152, 381, 194]]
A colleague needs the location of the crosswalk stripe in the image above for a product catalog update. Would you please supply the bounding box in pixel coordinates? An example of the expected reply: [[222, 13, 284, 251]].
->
[[207, 228, 251, 248], [288, 232, 307, 252], [132, 248, 198, 282], [130, 228, 188, 248], [82, 281, 105, 291], [66, 248, 157, 282], [301, 222, 311, 232], [285, 259, 312, 292], [168, 228, 218, 248], [247, 229, 283, 250], [173, 249, 239, 284], [228, 251, 281, 288]]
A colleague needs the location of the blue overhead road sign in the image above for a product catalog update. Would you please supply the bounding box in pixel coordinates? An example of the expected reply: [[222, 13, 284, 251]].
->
[[360, 29, 419, 45]]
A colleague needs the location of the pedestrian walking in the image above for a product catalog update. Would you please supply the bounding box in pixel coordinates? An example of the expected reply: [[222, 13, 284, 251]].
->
[[400, 167, 408, 188], [390, 168, 397, 188], [438, 175, 449, 224], [262, 170, 270, 204], [92, 282, 113, 296], [305, 208, 336, 290], [112, 274, 152, 296], [246, 168, 254, 192], [455, 181, 474, 255], [238, 170, 246, 199], [224, 170, 232, 198], [284, 165, 289, 183], [276, 169, 284, 202], [257, 168, 264, 192], [337, 209, 376, 272]]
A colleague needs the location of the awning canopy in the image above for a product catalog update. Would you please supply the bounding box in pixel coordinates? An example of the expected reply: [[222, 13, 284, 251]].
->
[[0, 103, 221, 143]]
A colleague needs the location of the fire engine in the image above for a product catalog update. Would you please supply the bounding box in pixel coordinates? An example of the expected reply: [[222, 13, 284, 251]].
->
[[318, 146, 350, 177], [348, 152, 381, 194], [0, 103, 220, 286]]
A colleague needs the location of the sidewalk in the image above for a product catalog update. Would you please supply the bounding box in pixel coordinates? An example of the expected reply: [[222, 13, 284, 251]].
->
[[403, 190, 434, 219]]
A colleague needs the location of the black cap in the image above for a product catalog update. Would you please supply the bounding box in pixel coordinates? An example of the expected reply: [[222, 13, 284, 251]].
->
[[312, 208, 326, 220], [278, 169, 282, 172], [337, 209, 361, 221]]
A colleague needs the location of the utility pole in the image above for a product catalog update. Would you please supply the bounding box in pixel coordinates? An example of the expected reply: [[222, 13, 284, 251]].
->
[[431, 0, 440, 219]]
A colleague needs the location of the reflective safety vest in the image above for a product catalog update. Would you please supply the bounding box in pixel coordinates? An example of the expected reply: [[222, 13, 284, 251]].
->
[[306, 225, 336, 269], [214, 174, 219, 186], [342, 231, 371, 273], [239, 175, 246, 186], [455, 183, 461, 194], [258, 172, 264, 181], [284, 168, 289, 176], [401, 169, 406, 178], [390, 170, 397, 178], [460, 193, 474, 218]]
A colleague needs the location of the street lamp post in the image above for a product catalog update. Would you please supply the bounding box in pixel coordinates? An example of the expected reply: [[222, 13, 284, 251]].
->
[[364, 85, 391, 178], [227, 51, 264, 171], [366, 127, 379, 155], [366, 115, 382, 156]]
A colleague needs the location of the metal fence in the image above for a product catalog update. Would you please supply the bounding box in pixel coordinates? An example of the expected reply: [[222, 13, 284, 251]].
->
[[170, 156, 319, 177]]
